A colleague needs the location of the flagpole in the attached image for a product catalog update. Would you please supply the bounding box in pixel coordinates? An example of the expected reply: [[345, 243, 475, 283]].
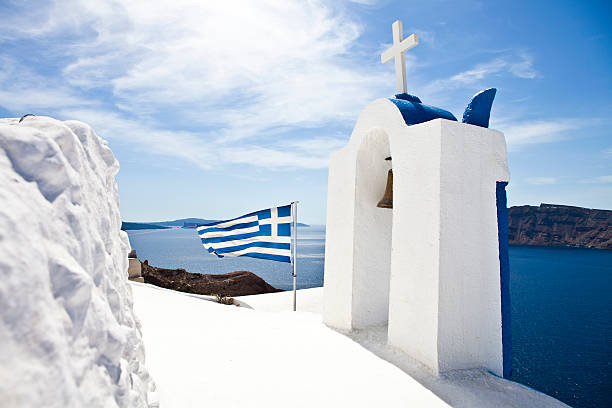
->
[[292, 201, 298, 311]]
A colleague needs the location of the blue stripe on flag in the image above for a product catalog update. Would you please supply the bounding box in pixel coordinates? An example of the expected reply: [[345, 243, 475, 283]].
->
[[214, 241, 290, 254], [242, 252, 291, 263], [258, 208, 272, 220]]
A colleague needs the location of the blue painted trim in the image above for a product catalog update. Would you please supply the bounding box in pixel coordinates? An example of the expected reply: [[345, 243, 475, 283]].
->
[[496, 181, 512, 379], [462, 88, 496, 128]]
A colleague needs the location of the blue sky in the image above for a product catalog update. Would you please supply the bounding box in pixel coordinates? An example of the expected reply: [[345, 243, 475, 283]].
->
[[1, 0, 610, 224]]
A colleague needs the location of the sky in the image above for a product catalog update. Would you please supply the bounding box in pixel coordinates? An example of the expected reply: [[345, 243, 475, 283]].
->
[[0, 0, 610, 224]]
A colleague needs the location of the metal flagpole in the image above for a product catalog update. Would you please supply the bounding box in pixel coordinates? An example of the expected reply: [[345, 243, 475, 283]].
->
[[292, 201, 298, 311]]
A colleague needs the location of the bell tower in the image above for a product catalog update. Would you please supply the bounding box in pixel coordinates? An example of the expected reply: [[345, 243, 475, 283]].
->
[[323, 100, 510, 377], [322, 19, 511, 379]]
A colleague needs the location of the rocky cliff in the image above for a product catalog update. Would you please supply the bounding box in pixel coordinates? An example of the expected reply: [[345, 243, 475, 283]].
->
[[508, 204, 612, 249], [140, 261, 282, 297]]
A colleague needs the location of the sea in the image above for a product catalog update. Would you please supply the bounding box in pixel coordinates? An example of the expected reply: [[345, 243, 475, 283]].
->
[[128, 226, 612, 408]]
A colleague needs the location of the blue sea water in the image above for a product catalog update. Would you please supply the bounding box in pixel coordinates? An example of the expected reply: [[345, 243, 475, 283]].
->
[[128, 227, 612, 408], [509, 246, 612, 408]]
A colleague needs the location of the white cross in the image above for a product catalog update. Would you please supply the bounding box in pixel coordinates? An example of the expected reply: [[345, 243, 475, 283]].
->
[[381, 20, 419, 94], [259, 207, 290, 237]]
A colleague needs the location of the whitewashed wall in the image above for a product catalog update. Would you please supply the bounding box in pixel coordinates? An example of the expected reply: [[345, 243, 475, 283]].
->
[[0, 117, 154, 407]]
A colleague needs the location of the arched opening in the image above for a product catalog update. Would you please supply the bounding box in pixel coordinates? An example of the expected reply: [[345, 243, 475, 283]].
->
[[351, 129, 393, 329]]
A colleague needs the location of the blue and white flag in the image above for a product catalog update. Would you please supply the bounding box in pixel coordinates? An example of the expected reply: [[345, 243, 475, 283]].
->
[[196, 204, 292, 263]]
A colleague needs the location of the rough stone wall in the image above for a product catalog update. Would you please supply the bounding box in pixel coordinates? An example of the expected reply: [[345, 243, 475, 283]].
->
[[0, 116, 154, 407]]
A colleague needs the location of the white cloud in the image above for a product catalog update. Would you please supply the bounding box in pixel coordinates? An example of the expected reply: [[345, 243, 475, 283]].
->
[[0, 87, 95, 113], [0, 0, 390, 169], [405, 28, 436, 46], [345, 0, 379, 4], [62, 108, 339, 170], [589, 175, 612, 183], [508, 51, 537, 79], [448, 58, 507, 84], [0, 2, 556, 170], [498, 119, 580, 150], [0, 56, 97, 112], [287, 137, 348, 154], [58, 0, 385, 134], [423, 52, 537, 95], [526, 177, 557, 185]]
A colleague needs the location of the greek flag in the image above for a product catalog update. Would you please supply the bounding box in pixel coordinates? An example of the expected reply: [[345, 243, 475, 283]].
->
[[196, 204, 292, 263]]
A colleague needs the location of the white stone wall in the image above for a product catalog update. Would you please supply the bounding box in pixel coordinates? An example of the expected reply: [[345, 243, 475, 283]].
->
[[323, 99, 509, 376], [0, 117, 154, 407]]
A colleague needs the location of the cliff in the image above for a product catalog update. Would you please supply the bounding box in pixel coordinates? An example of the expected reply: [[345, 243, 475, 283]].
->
[[0, 117, 154, 407], [140, 261, 282, 297], [508, 204, 612, 249]]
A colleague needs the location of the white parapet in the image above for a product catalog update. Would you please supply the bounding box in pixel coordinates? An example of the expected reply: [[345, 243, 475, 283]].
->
[[323, 99, 509, 376]]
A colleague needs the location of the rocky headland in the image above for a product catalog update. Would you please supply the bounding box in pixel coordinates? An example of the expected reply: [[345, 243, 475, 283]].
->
[[508, 204, 611, 250], [140, 260, 282, 296]]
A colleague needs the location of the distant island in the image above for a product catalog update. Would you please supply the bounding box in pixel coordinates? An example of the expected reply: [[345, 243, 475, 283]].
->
[[508, 204, 611, 250], [122, 217, 310, 230], [121, 222, 169, 230]]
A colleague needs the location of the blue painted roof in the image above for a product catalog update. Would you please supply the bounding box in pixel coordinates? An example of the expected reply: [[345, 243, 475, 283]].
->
[[388, 89, 497, 129], [389, 93, 457, 126]]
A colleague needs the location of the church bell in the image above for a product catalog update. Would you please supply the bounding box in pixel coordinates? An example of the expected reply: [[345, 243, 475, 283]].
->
[[377, 157, 393, 209]]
